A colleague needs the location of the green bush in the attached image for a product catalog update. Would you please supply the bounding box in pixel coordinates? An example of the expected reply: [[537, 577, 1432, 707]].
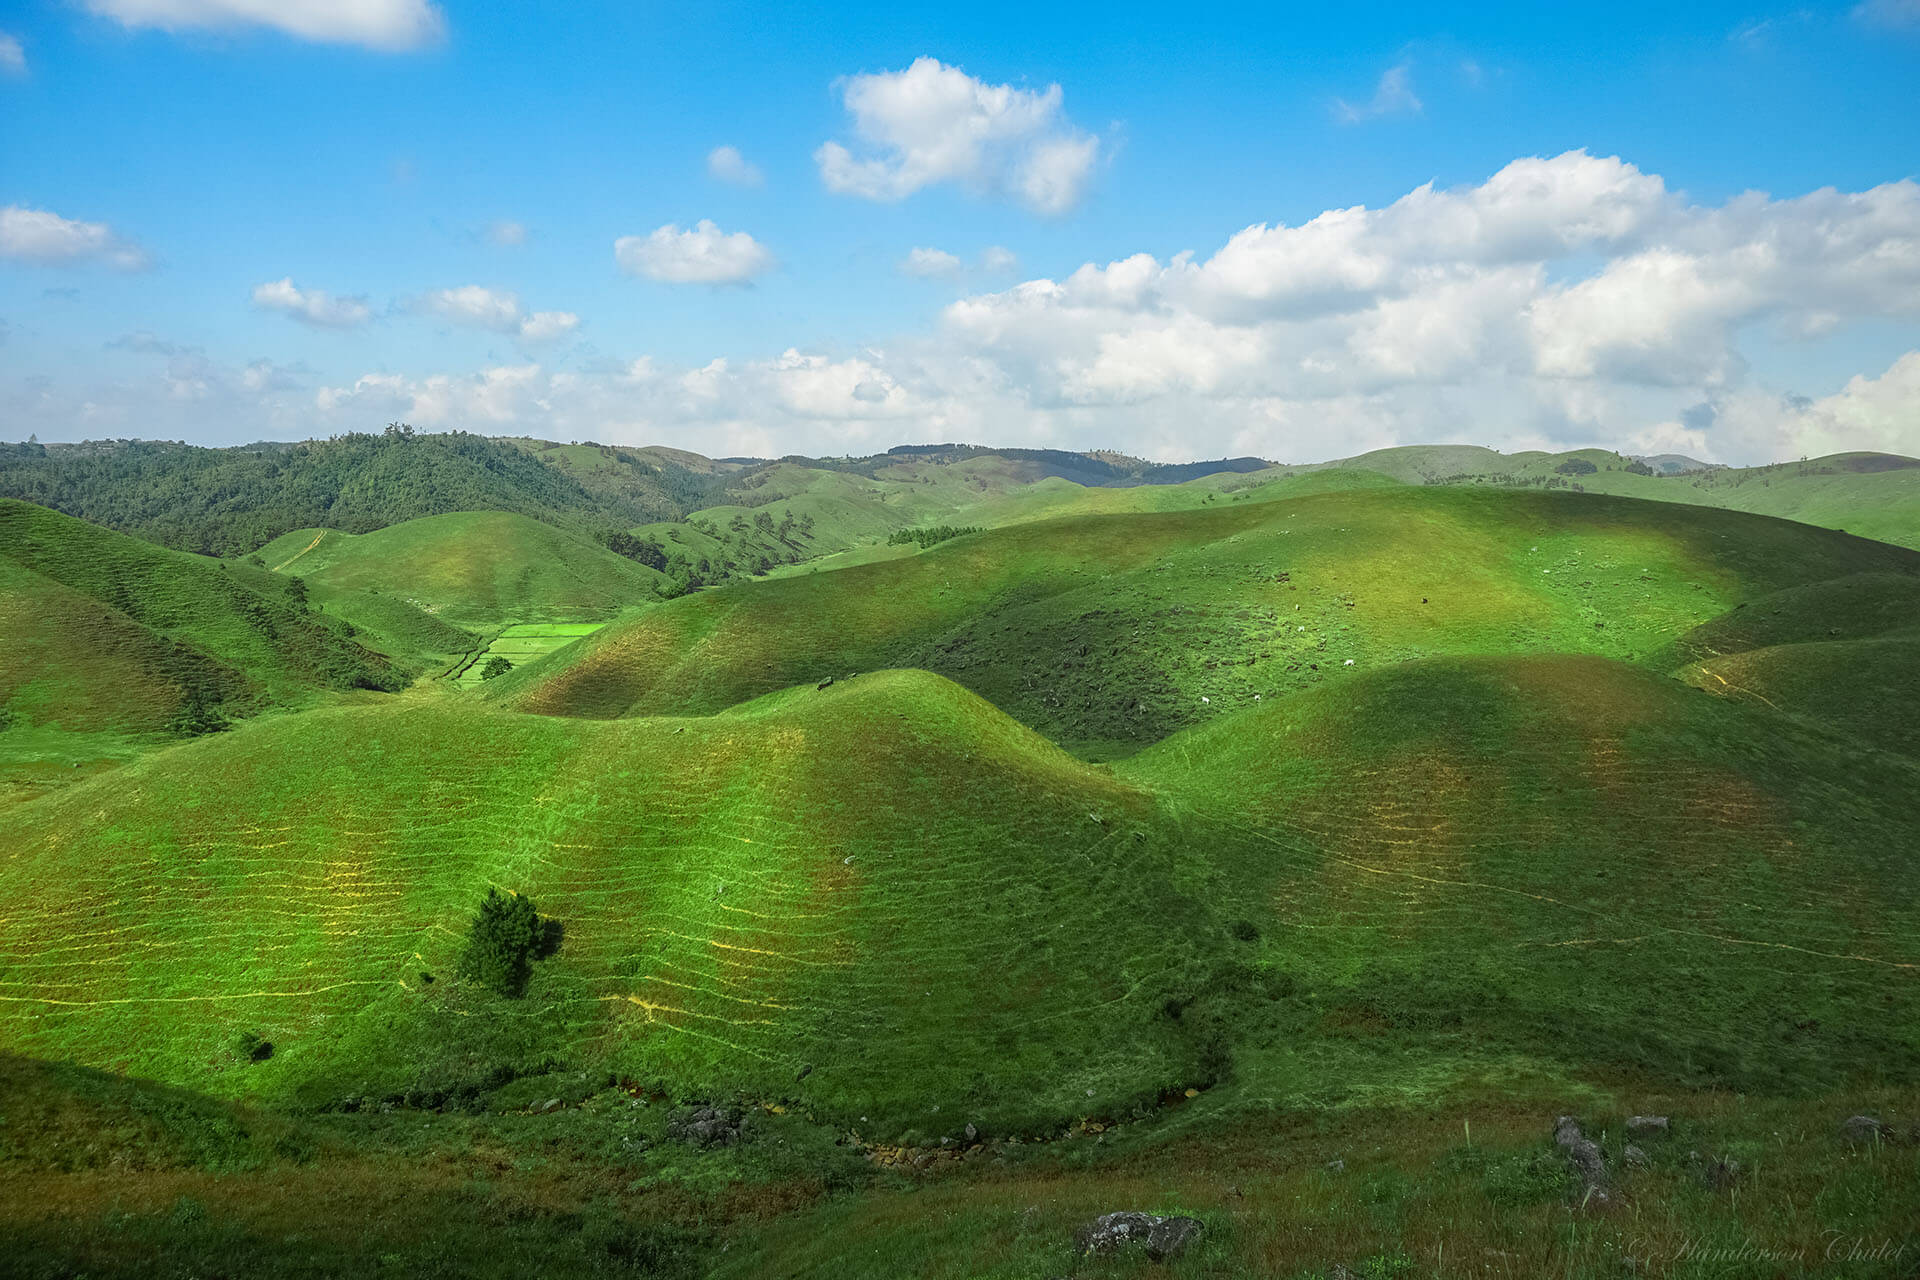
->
[[456, 889, 561, 998], [479, 655, 513, 681]]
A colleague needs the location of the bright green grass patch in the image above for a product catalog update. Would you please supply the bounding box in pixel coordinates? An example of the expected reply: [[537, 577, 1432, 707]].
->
[[451, 622, 608, 686]]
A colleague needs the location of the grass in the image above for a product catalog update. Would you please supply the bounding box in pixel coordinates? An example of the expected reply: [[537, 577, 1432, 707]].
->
[[0, 499, 406, 804], [251, 510, 664, 630], [5, 475, 1919, 1275], [451, 622, 609, 688], [495, 484, 1918, 758]]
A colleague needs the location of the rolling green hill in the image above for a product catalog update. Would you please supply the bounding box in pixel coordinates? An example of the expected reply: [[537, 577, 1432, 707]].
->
[[495, 485, 1920, 757], [251, 511, 665, 630], [5, 464, 1920, 1276], [0, 499, 411, 806], [2, 655, 1914, 1139], [1308, 445, 1920, 550]]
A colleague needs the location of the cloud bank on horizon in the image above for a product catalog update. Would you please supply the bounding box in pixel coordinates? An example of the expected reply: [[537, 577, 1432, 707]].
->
[[2, 5, 1918, 467]]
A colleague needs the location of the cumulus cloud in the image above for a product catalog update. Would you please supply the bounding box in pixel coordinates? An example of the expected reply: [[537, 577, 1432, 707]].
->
[[15, 151, 1920, 467], [1334, 63, 1422, 123], [80, 0, 445, 51], [250, 277, 371, 328], [416, 285, 578, 343], [0, 206, 148, 269], [707, 145, 763, 187], [815, 57, 1102, 214], [901, 247, 963, 278], [0, 32, 25, 75], [488, 220, 527, 247], [615, 220, 774, 285]]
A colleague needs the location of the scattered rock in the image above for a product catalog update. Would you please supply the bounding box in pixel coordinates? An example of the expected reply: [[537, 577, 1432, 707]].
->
[[1554, 1116, 1612, 1207], [537, 1097, 563, 1114], [1623, 1144, 1651, 1171], [666, 1104, 742, 1148], [1325, 1158, 1345, 1173], [1073, 1212, 1204, 1262], [794, 1063, 814, 1083], [964, 1122, 977, 1142], [816, 676, 833, 690], [1842, 1115, 1890, 1145], [1626, 1115, 1670, 1137]]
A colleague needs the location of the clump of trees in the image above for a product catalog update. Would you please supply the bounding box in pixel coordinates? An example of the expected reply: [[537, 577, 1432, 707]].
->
[[603, 530, 668, 570], [457, 888, 562, 998], [479, 656, 513, 681], [1554, 458, 1599, 475], [887, 524, 982, 549]]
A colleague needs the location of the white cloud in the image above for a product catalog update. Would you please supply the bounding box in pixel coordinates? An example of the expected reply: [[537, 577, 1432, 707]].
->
[[1853, 0, 1920, 27], [615, 220, 774, 285], [488, 220, 527, 247], [706, 145, 763, 187], [815, 57, 1102, 214], [417, 285, 578, 343], [0, 206, 148, 269], [80, 0, 445, 51], [981, 245, 1018, 273], [1674, 352, 1920, 460], [13, 151, 1920, 468], [250, 277, 371, 328], [901, 246, 963, 278], [0, 32, 25, 75], [1334, 63, 1422, 123]]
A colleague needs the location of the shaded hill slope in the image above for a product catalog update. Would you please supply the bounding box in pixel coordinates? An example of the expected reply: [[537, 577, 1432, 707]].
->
[[1, 499, 402, 732], [494, 486, 1919, 756]]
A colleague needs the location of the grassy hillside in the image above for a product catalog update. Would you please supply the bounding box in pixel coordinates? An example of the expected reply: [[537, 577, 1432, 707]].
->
[[251, 511, 665, 629], [1311, 445, 1920, 550], [495, 485, 1920, 757], [0, 499, 413, 806], [0, 673, 1214, 1132], [2, 657, 1914, 1138]]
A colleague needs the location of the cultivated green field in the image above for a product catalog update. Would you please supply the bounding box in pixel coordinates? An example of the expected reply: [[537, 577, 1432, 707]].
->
[[450, 621, 608, 687]]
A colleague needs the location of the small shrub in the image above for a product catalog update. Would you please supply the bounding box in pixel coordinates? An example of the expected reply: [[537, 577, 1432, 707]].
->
[[456, 889, 561, 998], [479, 655, 513, 681], [233, 1031, 273, 1063]]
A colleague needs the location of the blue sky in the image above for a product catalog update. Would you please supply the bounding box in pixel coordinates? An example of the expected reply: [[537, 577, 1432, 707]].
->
[[2, 0, 1918, 462]]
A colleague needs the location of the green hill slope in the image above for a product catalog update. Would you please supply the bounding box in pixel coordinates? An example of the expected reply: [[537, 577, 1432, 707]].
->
[[2, 657, 1914, 1138], [1315, 446, 1920, 550], [251, 511, 665, 629], [0, 673, 1215, 1131], [0, 499, 410, 805], [495, 485, 1920, 757], [1659, 573, 1920, 759]]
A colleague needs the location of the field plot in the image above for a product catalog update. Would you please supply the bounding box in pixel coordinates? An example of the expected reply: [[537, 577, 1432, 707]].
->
[[451, 622, 605, 686]]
